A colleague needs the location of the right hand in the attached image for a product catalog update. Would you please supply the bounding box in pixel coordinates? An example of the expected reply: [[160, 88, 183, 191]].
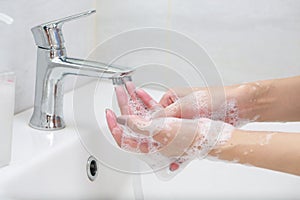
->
[[157, 85, 260, 126], [159, 87, 198, 108]]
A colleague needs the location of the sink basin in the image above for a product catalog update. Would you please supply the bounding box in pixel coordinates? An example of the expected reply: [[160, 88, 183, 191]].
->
[[141, 121, 300, 199], [0, 80, 136, 200], [0, 80, 299, 199]]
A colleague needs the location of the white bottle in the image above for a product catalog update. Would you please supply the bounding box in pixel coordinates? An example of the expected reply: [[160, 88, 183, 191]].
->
[[0, 13, 14, 167], [0, 72, 15, 167]]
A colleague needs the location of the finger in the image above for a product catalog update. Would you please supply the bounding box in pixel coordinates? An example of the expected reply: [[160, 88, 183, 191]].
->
[[159, 93, 173, 108], [125, 81, 137, 101], [105, 109, 123, 146], [139, 142, 150, 153], [117, 115, 174, 144], [152, 101, 181, 118], [117, 115, 152, 136], [121, 136, 139, 149], [140, 141, 161, 153], [159, 90, 179, 107], [106, 109, 151, 151], [116, 115, 194, 157], [123, 138, 160, 153], [115, 85, 131, 115], [117, 115, 165, 153], [136, 89, 162, 110]]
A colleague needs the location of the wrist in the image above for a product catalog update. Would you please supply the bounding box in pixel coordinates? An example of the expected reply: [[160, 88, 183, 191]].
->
[[226, 81, 275, 122], [197, 119, 236, 158], [208, 128, 243, 160]]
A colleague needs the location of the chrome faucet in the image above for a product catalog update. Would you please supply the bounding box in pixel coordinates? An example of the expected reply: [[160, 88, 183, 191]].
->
[[29, 10, 133, 131]]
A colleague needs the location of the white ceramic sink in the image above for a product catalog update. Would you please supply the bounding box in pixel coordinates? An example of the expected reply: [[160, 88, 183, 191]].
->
[[0, 80, 136, 200], [141, 120, 300, 199], [0, 80, 299, 199]]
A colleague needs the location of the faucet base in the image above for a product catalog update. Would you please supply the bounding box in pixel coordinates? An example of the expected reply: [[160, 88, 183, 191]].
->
[[29, 113, 66, 131]]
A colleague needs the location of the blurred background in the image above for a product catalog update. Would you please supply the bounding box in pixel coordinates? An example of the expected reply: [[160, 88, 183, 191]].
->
[[0, 0, 299, 113]]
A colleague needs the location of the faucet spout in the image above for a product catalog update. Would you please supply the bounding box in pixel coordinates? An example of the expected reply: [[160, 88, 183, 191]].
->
[[54, 57, 133, 79], [29, 48, 133, 131]]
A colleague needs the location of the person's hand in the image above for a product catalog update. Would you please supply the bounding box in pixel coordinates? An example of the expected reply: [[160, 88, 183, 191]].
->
[[106, 110, 198, 156], [106, 109, 234, 171], [159, 87, 197, 107], [158, 85, 261, 126], [114, 83, 225, 122], [157, 88, 243, 126], [113, 81, 163, 118], [114, 82, 245, 126], [106, 81, 234, 171]]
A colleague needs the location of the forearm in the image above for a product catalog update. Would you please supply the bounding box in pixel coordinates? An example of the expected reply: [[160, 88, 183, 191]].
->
[[227, 76, 300, 122], [166, 76, 300, 122], [209, 129, 300, 176]]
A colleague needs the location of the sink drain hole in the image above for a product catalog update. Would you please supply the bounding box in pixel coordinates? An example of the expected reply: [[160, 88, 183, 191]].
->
[[87, 156, 98, 181]]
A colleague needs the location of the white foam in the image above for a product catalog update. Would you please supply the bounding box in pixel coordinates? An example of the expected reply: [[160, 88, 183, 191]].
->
[[180, 90, 251, 127], [128, 98, 151, 119]]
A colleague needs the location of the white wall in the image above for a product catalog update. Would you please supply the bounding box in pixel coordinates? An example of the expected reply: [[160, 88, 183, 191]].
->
[[1, 0, 300, 113], [0, 0, 96, 113], [94, 0, 300, 86]]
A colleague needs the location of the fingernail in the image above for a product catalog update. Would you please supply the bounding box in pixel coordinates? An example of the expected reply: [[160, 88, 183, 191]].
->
[[115, 86, 121, 92], [105, 109, 111, 116], [117, 116, 128, 125], [169, 162, 180, 171], [171, 95, 179, 103], [106, 109, 114, 117], [135, 88, 143, 94]]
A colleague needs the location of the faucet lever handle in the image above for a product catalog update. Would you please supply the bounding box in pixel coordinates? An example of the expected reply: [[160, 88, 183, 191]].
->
[[31, 10, 96, 49], [47, 10, 96, 27]]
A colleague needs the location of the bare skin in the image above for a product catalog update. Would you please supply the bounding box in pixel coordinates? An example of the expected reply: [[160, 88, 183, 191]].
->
[[210, 129, 300, 176], [106, 76, 300, 176], [159, 76, 300, 122]]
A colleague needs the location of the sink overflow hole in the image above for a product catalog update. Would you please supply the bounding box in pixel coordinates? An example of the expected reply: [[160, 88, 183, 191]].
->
[[87, 156, 98, 181]]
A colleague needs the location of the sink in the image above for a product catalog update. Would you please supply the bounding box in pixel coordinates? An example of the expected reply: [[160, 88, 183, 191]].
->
[[0, 80, 136, 200], [141, 121, 300, 199], [0, 80, 299, 199]]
